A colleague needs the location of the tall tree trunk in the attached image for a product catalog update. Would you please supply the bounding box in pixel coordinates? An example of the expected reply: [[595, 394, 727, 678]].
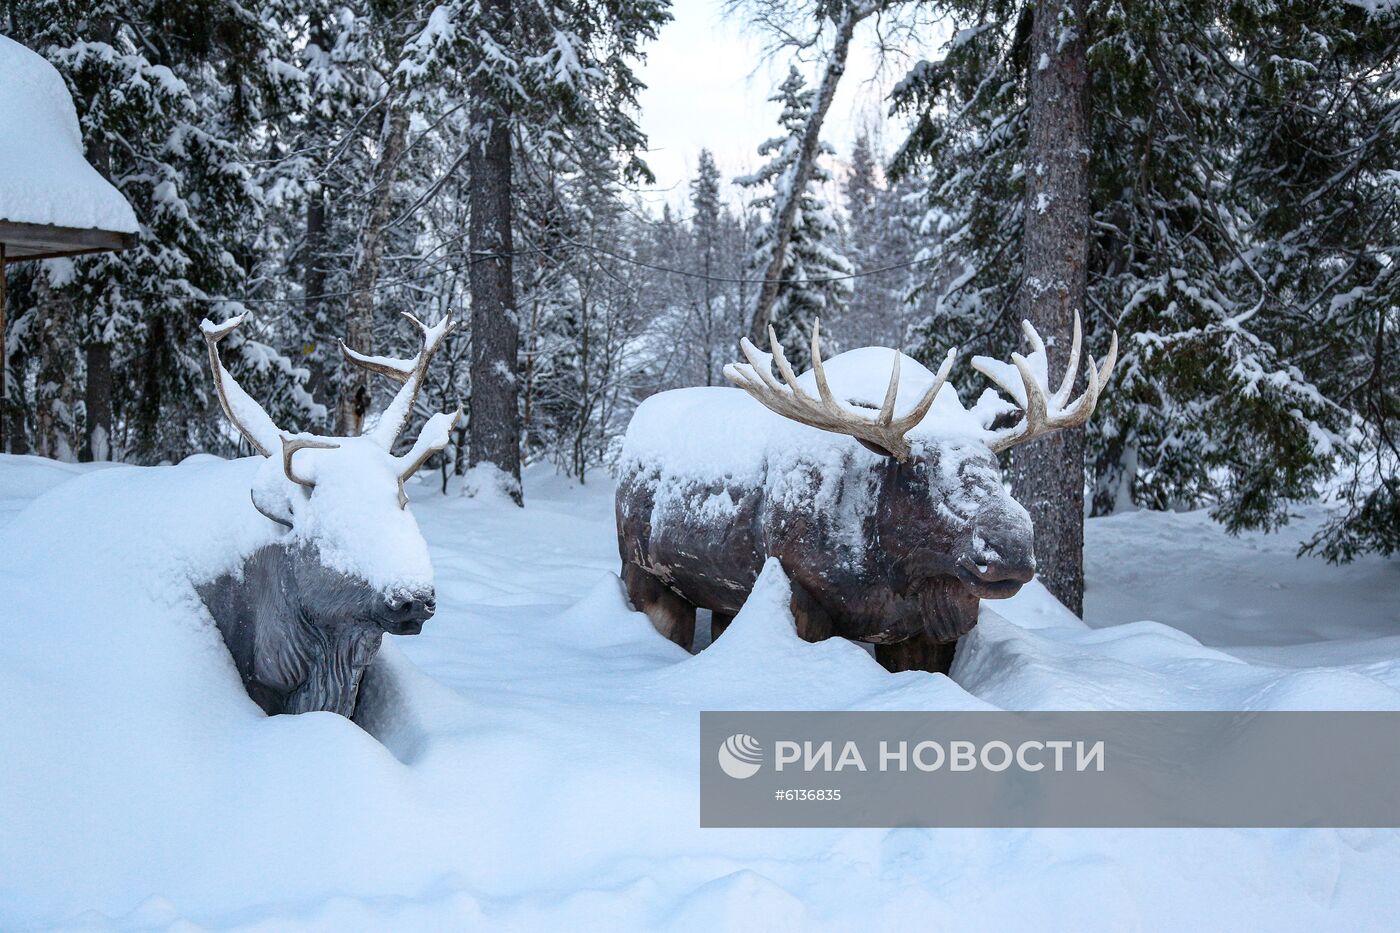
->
[[81, 13, 115, 461], [304, 187, 330, 422], [134, 314, 166, 462], [0, 243, 6, 454], [1011, 0, 1090, 615], [306, 191, 327, 313], [81, 342, 113, 461], [7, 344, 28, 456], [336, 101, 410, 436], [466, 0, 523, 505], [747, 2, 859, 345]]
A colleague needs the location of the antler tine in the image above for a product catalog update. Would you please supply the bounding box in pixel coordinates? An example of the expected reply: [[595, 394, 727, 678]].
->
[[346, 311, 457, 449], [971, 355, 1029, 408], [1053, 312, 1083, 409], [401, 311, 430, 334], [724, 320, 956, 462], [809, 319, 841, 410], [768, 325, 811, 398], [281, 435, 340, 488], [201, 314, 285, 457], [1097, 330, 1119, 389], [982, 318, 1119, 454], [889, 347, 955, 432], [1012, 352, 1051, 427], [738, 336, 787, 395], [340, 343, 413, 384], [877, 349, 901, 425], [395, 406, 463, 508]]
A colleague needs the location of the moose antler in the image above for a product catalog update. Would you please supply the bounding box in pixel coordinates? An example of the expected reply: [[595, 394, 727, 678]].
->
[[201, 314, 285, 457], [281, 435, 340, 488], [971, 311, 1118, 454], [391, 406, 464, 507], [341, 312, 457, 449], [203, 315, 350, 493], [724, 319, 956, 462]]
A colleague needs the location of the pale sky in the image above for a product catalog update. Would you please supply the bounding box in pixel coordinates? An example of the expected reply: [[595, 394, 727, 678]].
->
[[633, 0, 947, 210]]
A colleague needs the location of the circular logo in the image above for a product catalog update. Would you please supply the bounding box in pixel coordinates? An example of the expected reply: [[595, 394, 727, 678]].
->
[[718, 733, 763, 779]]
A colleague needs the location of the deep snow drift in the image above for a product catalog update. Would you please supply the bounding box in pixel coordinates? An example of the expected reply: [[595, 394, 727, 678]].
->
[[1, 454, 1398, 930]]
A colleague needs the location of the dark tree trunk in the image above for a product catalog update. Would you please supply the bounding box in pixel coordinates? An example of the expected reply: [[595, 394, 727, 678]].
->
[[466, 0, 523, 504], [81, 14, 115, 461], [0, 242, 6, 453], [134, 314, 166, 462], [1011, 0, 1090, 615], [336, 101, 410, 436], [306, 191, 327, 312], [81, 341, 113, 461], [6, 344, 28, 456], [303, 188, 331, 428]]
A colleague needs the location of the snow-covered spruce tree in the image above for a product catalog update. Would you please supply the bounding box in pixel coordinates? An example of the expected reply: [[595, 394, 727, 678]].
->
[[400, 0, 669, 503], [263, 1, 478, 466], [890, 0, 1392, 564], [734, 0, 892, 345], [833, 131, 927, 350], [737, 66, 853, 369], [523, 150, 656, 481], [685, 149, 732, 387], [1014, 0, 1091, 614], [1229, 1, 1400, 560], [6, 0, 313, 462]]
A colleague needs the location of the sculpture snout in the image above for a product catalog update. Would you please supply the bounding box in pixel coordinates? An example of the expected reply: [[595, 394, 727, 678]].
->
[[380, 590, 436, 635], [956, 555, 1034, 599]]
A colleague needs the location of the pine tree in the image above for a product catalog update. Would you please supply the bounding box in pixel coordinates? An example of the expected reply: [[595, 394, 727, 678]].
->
[[738, 67, 853, 368], [1012, 0, 1091, 614]]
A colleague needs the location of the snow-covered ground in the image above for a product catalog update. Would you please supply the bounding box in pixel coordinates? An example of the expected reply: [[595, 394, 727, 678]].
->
[[1, 454, 1398, 930]]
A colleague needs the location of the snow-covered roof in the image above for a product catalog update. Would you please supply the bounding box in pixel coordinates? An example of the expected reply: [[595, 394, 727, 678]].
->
[[0, 36, 137, 236]]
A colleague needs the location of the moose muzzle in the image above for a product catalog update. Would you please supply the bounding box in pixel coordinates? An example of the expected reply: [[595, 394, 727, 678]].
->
[[379, 590, 437, 635]]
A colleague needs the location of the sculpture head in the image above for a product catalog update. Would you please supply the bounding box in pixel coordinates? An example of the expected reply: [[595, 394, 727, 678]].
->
[[726, 315, 1116, 640], [202, 311, 460, 640]]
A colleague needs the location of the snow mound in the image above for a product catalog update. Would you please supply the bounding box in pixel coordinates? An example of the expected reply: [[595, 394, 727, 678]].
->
[[0, 36, 138, 233], [659, 559, 988, 712], [3, 459, 1400, 928]]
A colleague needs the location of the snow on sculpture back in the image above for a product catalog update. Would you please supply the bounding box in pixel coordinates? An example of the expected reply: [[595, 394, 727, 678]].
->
[[616, 317, 1117, 673]]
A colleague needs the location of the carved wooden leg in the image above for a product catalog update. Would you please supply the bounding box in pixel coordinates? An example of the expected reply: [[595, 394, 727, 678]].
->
[[710, 611, 733, 642], [622, 562, 696, 650], [790, 581, 834, 644], [875, 636, 958, 674]]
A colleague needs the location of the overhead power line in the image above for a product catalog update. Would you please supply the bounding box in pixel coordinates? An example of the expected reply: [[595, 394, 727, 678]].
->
[[106, 236, 937, 308]]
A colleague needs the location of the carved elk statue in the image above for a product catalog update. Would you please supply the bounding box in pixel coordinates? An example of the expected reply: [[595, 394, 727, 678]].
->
[[197, 311, 460, 717], [616, 315, 1117, 673]]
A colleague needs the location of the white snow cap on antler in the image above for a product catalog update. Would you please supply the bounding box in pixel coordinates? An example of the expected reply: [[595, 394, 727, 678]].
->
[[202, 311, 461, 510], [200, 313, 284, 457], [724, 319, 956, 462], [971, 311, 1118, 454], [341, 312, 457, 450]]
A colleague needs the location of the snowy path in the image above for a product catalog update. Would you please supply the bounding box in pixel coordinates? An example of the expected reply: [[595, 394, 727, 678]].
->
[[2, 457, 1399, 930]]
